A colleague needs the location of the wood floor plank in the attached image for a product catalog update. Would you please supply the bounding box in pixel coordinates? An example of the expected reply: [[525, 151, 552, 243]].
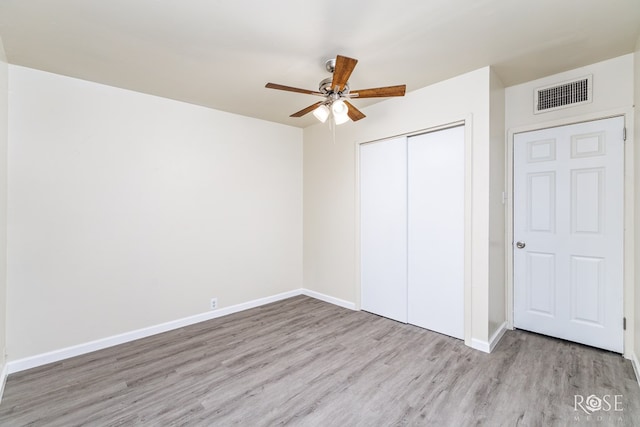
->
[[0, 295, 638, 426]]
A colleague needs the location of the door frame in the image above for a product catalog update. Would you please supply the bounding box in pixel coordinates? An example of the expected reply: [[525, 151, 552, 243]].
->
[[506, 108, 635, 358]]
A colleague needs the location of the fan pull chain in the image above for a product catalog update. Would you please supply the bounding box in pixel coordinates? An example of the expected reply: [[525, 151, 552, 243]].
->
[[331, 117, 336, 144]]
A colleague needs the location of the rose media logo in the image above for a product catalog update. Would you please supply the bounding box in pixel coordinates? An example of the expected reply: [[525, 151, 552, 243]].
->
[[574, 394, 623, 414], [574, 394, 624, 422]]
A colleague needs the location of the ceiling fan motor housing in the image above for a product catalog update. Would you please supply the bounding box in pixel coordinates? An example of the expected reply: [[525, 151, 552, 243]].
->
[[318, 77, 349, 98]]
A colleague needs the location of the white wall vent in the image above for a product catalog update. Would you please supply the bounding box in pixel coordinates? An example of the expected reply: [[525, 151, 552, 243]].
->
[[534, 75, 592, 114]]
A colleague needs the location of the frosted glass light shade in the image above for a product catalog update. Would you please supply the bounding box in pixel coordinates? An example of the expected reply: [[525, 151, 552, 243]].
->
[[331, 100, 347, 115], [333, 110, 350, 125], [313, 104, 330, 123], [331, 100, 350, 125]]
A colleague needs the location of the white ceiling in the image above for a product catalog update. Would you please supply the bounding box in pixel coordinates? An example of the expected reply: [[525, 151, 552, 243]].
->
[[1, 0, 639, 128]]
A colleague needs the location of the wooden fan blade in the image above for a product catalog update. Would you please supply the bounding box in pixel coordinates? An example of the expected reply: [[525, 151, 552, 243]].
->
[[351, 85, 406, 98], [331, 55, 358, 91], [290, 101, 323, 118], [344, 101, 366, 122], [265, 83, 321, 96]]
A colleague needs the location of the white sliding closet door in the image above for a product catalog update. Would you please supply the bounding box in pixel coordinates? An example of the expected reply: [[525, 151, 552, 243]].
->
[[407, 126, 465, 339], [360, 137, 408, 322], [360, 126, 464, 337]]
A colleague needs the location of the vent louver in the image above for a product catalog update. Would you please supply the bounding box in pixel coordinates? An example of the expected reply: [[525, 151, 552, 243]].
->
[[534, 75, 592, 114]]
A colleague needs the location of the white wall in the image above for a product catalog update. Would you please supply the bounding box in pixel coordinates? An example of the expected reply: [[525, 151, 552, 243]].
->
[[0, 38, 8, 377], [489, 69, 506, 336], [506, 55, 634, 128], [303, 67, 503, 347], [7, 65, 303, 360], [634, 36, 640, 363], [505, 54, 635, 356]]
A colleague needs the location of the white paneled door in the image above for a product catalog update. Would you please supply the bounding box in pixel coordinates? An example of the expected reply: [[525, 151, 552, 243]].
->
[[513, 117, 624, 353]]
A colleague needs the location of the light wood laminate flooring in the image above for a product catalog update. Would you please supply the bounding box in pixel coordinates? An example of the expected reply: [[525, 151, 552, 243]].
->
[[0, 295, 638, 426]]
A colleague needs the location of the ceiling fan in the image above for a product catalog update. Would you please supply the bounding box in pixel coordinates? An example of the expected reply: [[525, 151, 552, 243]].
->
[[265, 55, 406, 125]]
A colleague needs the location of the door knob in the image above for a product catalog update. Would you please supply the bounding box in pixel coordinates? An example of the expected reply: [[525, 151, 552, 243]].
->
[[516, 241, 526, 249]]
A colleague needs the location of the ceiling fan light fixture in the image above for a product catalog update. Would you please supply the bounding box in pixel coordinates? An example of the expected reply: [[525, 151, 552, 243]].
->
[[265, 54, 406, 125], [313, 104, 330, 123]]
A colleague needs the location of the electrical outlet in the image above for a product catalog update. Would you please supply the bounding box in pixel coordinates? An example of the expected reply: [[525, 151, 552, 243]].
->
[[210, 298, 218, 310]]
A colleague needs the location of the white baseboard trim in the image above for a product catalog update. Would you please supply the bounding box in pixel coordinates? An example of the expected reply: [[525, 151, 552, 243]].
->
[[0, 362, 8, 404], [5, 288, 357, 375], [6, 289, 303, 375], [631, 352, 640, 389], [470, 322, 508, 354], [489, 321, 508, 352], [470, 338, 490, 353], [301, 289, 356, 310]]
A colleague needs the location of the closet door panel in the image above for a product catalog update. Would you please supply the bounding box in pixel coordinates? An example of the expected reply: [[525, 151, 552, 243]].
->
[[407, 126, 464, 338], [360, 137, 408, 322]]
